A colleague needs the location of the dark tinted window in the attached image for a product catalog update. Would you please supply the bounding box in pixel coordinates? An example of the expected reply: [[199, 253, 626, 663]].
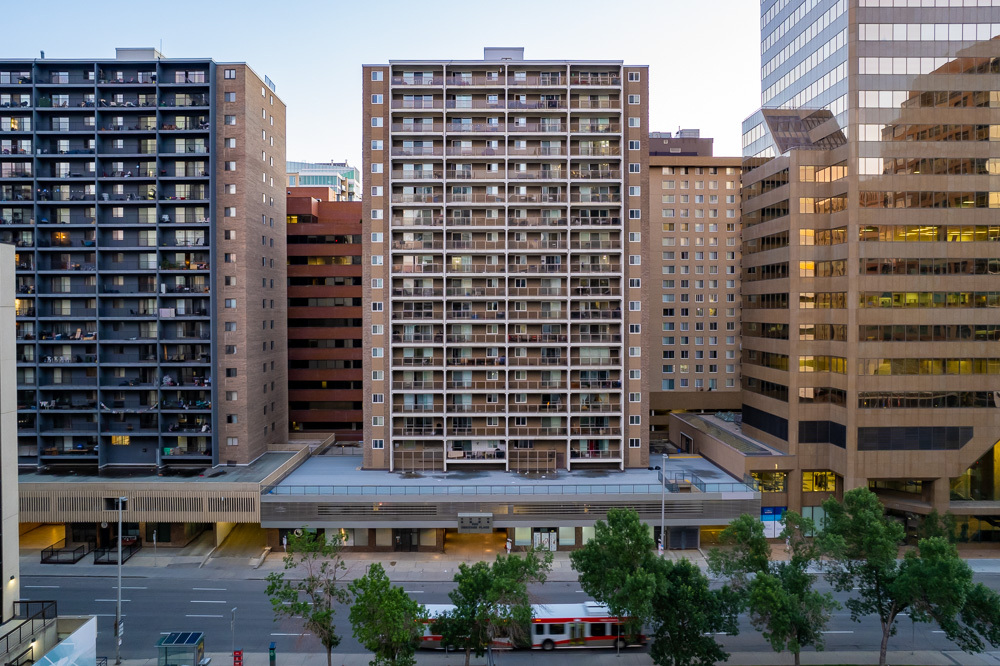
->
[[549, 624, 565, 635], [590, 623, 606, 637]]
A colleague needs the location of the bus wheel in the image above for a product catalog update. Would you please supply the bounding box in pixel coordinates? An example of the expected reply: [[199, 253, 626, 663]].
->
[[542, 639, 555, 651], [616, 638, 627, 650]]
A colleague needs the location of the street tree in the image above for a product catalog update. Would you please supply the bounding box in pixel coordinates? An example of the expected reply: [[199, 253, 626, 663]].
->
[[709, 512, 837, 666], [265, 530, 351, 666], [348, 562, 425, 666], [819, 487, 1000, 666], [430, 548, 552, 666], [570, 507, 737, 666]]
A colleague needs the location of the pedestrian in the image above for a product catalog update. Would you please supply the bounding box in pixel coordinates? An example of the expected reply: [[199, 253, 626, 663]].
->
[[505, 538, 512, 555], [282, 534, 287, 552]]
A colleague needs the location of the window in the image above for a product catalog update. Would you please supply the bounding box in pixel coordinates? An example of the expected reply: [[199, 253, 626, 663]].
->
[[226, 391, 238, 401], [225, 368, 238, 377], [372, 348, 384, 358], [627, 94, 640, 104], [371, 324, 383, 335], [372, 416, 383, 426], [628, 117, 640, 128], [628, 72, 640, 82], [226, 414, 238, 424], [224, 92, 236, 102], [224, 69, 236, 79], [225, 207, 236, 217], [630, 369, 641, 379], [224, 253, 236, 263], [225, 322, 236, 331], [227, 437, 239, 446], [224, 115, 236, 125], [629, 347, 641, 357], [225, 345, 236, 354], [371, 255, 383, 266], [372, 439, 384, 449], [629, 255, 641, 265], [371, 94, 383, 104], [371, 370, 383, 380], [629, 186, 641, 197], [224, 276, 236, 286], [628, 140, 640, 150], [629, 323, 641, 333], [226, 183, 236, 193], [629, 437, 641, 448], [371, 71, 383, 81], [224, 298, 236, 308], [372, 393, 384, 403], [371, 232, 383, 243], [371, 209, 383, 220], [628, 209, 641, 219], [371, 186, 383, 197], [629, 163, 640, 173], [629, 301, 641, 311], [629, 415, 641, 425], [371, 163, 383, 173], [371, 139, 383, 150], [629, 392, 641, 402], [371, 117, 383, 127], [371, 302, 383, 312]]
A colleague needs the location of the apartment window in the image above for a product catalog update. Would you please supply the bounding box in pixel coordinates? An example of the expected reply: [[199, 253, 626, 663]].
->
[[372, 394, 384, 403], [224, 92, 236, 102], [628, 72, 640, 82], [627, 94, 640, 104], [371, 163, 383, 173], [627, 209, 640, 221], [371, 186, 383, 197], [628, 117, 640, 128], [629, 392, 641, 402], [224, 230, 236, 240], [629, 163, 640, 173], [225, 368, 238, 377], [372, 370, 383, 381], [225, 322, 236, 331], [226, 183, 236, 193], [224, 299, 236, 308], [224, 276, 236, 286], [629, 255, 641, 266], [371, 324, 383, 335], [629, 232, 641, 243], [629, 324, 641, 333], [629, 437, 641, 448], [628, 186, 641, 197], [372, 439, 384, 449], [227, 437, 238, 446], [372, 348, 384, 358], [371, 209, 383, 220], [629, 301, 640, 311], [372, 416, 384, 426], [628, 140, 640, 150], [629, 347, 641, 357], [630, 369, 641, 379], [371, 302, 383, 312], [224, 69, 236, 79], [629, 415, 642, 427], [226, 391, 238, 401], [224, 253, 236, 263], [371, 139, 383, 150], [371, 232, 383, 243], [371, 94, 383, 104], [371, 255, 383, 266], [371, 279, 383, 291], [224, 115, 236, 125], [225, 345, 236, 354], [224, 207, 236, 217], [371, 71, 383, 81], [371, 117, 383, 127]]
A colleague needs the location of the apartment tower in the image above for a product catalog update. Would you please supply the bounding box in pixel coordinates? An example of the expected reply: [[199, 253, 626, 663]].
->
[[286, 188, 363, 437], [1, 49, 287, 470], [363, 48, 650, 472], [646, 131, 742, 444], [740, 0, 1000, 529]]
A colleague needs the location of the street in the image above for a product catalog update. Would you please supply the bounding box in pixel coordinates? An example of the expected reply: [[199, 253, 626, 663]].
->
[[19, 571, 1000, 661]]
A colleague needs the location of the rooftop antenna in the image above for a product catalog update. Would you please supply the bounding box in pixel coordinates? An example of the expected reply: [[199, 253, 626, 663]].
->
[[40, 50, 45, 59], [159, 39, 163, 58]]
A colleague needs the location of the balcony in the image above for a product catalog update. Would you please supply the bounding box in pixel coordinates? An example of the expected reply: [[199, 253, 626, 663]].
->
[[508, 402, 566, 413], [447, 122, 505, 133], [391, 76, 444, 86], [392, 380, 443, 390], [570, 448, 621, 460], [507, 310, 565, 320], [393, 403, 442, 413], [446, 264, 505, 274], [391, 216, 443, 227], [508, 100, 566, 110], [445, 147, 505, 157], [444, 286, 504, 297], [507, 75, 565, 87], [446, 76, 505, 86], [445, 380, 504, 390], [447, 449, 506, 461], [447, 193, 505, 204], [507, 192, 566, 203], [391, 287, 443, 297], [508, 334, 568, 343], [508, 123, 565, 133], [391, 310, 441, 320], [445, 310, 504, 320], [570, 99, 621, 110], [445, 333, 504, 344], [392, 169, 443, 180], [571, 168, 621, 180], [571, 146, 621, 157], [394, 357, 443, 367], [390, 147, 442, 157], [570, 309, 622, 320], [571, 216, 621, 226], [390, 123, 444, 133], [570, 193, 621, 203], [508, 356, 564, 365], [570, 264, 621, 274], [570, 74, 622, 86], [508, 380, 567, 390], [445, 357, 505, 366], [390, 100, 442, 109], [392, 263, 443, 274]]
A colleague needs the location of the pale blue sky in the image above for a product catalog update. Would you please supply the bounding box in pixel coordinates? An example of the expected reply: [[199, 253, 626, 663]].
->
[[4, 0, 760, 167]]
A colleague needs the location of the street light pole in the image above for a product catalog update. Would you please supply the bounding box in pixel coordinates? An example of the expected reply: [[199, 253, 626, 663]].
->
[[115, 495, 126, 665], [231, 606, 237, 653], [659, 453, 668, 557]]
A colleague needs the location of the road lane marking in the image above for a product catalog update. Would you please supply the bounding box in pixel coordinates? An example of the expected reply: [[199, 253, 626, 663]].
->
[[271, 633, 309, 636], [186, 614, 223, 618], [95, 599, 130, 602], [404, 591, 425, 594], [114, 586, 147, 590], [190, 600, 227, 604], [23, 585, 60, 589], [193, 587, 227, 591], [822, 631, 854, 634], [575, 590, 585, 593], [95, 614, 128, 617]]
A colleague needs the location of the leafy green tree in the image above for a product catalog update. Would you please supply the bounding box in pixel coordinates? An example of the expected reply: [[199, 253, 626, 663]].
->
[[710, 512, 837, 666], [265, 530, 350, 666], [348, 562, 425, 666], [430, 549, 552, 666], [919, 509, 957, 542], [571, 507, 737, 666], [819, 487, 1000, 666]]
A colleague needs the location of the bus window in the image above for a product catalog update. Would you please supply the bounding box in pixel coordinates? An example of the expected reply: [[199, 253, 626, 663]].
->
[[549, 624, 565, 634], [535, 624, 544, 636], [590, 622, 606, 637]]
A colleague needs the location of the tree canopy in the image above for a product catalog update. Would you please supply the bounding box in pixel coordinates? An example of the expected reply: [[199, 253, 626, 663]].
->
[[348, 562, 426, 666]]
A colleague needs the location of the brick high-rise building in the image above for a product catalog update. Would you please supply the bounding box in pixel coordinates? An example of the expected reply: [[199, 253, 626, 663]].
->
[[1, 48, 287, 470], [735, 0, 1000, 531], [646, 131, 742, 444], [362, 48, 650, 473], [286, 187, 363, 438]]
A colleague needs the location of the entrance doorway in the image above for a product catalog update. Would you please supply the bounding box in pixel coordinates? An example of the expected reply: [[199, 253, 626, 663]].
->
[[532, 527, 557, 551], [393, 528, 420, 552], [442, 529, 506, 557]]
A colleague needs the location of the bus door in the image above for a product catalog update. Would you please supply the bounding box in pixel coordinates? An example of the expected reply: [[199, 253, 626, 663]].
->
[[569, 622, 586, 646]]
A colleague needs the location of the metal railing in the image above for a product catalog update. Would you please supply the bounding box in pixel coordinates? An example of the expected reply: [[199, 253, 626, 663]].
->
[[0, 601, 57, 657], [265, 482, 672, 497]]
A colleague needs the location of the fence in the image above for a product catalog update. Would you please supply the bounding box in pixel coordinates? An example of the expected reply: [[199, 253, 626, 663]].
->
[[40, 538, 92, 564]]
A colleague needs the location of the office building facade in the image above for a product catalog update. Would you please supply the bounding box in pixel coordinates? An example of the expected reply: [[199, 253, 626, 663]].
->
[[646, 132, 742, 444], [1, 49, 287, 470], [286, 188, 363, 437], [736, 0, 1000, 529], [287, 160, 361, 201], [362, 48, 650, 473]]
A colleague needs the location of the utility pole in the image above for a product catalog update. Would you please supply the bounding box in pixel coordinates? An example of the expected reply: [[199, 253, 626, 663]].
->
[[115, 496, 127, 665], [231, 606, 237, 653], [659, 453, 668, 556]]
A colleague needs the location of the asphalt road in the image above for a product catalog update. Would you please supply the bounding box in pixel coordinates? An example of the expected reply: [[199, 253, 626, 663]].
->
[[19, 573, 1000, 660]]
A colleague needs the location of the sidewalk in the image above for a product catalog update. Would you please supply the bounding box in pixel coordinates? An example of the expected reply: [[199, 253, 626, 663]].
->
[[114, 649, 1000, 665]]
